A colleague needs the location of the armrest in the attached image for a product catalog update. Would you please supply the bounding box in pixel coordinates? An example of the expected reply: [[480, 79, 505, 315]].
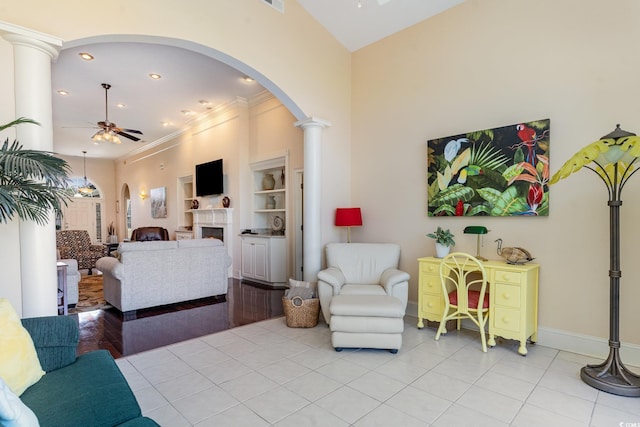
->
[[20, 316, 78, 372], [317, 267, 346, 291], [380, 268, 410, 294], [90, 244, 108, 255], [95, 256, 124, 280]]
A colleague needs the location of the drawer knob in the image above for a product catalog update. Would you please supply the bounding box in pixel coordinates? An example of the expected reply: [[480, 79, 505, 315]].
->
[[502, 317, 509, 324], [502, 293, 510, 300]]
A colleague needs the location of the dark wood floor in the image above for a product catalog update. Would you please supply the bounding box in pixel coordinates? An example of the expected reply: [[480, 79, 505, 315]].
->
[[76, 279, 287, 359]]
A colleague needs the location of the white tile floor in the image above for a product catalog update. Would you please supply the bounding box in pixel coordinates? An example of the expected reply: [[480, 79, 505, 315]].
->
[[116, 316, 640, 426]]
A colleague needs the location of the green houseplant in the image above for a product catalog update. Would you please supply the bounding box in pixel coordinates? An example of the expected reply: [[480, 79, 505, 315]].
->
[[0, 118, 70, 225], [427, 226, 455, 258]]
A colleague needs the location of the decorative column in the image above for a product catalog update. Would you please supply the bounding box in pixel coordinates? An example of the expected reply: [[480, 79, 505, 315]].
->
[[1, 23, 62, 317], [294, 117, 331, 282]]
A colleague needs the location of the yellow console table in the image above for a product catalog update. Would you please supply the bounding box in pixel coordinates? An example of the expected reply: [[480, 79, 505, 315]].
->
[[417, 256, 540, 355]]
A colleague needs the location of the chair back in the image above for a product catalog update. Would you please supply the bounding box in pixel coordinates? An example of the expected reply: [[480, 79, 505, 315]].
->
[[325, 243, 400, 284], [56, 230, 92, 251], [439, 252, 488, 316], [130, 227, 170, 241]]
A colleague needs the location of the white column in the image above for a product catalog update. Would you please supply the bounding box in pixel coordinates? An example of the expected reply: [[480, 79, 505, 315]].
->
[[294, 117, 331, 282], [1, 23, 62, 317]]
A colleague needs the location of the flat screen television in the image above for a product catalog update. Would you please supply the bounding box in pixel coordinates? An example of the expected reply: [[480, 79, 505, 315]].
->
[[195, 159, 224, 196]]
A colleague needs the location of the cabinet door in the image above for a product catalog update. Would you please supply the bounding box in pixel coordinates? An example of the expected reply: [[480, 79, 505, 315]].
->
[[241, 240, 256, 278], [253, 240, 268, 281]]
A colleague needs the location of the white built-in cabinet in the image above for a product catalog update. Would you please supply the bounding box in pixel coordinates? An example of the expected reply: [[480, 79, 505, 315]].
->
[[176, 175, 195, 238], [240, 154, 288, 284], [241, 236, 286, 283]]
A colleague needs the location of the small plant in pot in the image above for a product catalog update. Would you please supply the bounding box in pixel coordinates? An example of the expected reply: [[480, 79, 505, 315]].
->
[[427, 226, 455, 258]]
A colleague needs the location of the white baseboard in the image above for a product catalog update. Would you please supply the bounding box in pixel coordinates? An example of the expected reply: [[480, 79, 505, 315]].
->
[[405, 301, 640, 368]]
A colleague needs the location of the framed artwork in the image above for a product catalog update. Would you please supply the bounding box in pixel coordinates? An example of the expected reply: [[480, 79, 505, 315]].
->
[[427, 119, 550, 216], [150, 187, 167, 218]]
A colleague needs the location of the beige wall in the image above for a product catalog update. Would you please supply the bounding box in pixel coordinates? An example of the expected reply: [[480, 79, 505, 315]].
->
[[351, 0, 640, 345]]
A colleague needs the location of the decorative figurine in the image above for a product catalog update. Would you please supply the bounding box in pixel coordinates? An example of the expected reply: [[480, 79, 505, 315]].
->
[[495, 238, 534, 264], [222, 196, 230, 208], [191, 199, 199, 209]]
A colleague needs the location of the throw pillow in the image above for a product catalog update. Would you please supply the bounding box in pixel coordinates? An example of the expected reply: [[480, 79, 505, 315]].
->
[[0, 377, 39, 427], [0, 299, 45, 396], [288, 279, 317, 292]]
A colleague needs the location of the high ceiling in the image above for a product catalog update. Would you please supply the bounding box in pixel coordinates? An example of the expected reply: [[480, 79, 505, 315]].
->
[[52, 0, 464, 160]]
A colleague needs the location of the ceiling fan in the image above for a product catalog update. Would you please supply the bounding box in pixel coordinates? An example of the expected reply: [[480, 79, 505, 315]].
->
[[91, 83, 143, 144]]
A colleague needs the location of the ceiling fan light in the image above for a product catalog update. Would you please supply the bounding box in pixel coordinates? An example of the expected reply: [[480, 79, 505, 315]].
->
[[112, 135, 122, 145], [92, 131, 104, 142]]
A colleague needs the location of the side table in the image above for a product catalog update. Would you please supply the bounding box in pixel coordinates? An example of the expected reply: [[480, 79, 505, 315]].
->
[[56, 261, 68, 315], [103, 242, 119, 256]]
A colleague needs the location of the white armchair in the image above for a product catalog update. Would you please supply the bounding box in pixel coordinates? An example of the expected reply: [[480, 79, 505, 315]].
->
[[317, 243, 410, 324]]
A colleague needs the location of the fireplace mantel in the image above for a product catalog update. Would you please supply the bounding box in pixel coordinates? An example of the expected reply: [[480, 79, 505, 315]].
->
[[191, 208, 232, 228]]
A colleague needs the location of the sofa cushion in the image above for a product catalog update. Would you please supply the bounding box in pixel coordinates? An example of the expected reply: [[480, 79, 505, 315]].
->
[[0, 299, 45, 396], [0, 377, 39, 427], [20, 316, 78, 373], [21, 350, 143, 427], [118, 241, 178, 253]]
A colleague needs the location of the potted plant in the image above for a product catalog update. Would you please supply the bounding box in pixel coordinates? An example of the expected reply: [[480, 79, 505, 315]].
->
[[427, 226, 455, 258], [0, 118, 70, 225]]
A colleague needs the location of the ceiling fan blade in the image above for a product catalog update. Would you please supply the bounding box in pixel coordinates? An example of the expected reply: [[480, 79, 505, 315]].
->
[[116, 130, 141, 142], [121, 128, 143, 135]]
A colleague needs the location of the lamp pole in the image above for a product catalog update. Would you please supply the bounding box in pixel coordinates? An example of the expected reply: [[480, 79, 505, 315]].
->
[[580, 125, 640, 397]]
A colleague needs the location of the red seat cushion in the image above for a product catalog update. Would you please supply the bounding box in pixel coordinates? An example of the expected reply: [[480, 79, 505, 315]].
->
[[448, 290, 489, 309]]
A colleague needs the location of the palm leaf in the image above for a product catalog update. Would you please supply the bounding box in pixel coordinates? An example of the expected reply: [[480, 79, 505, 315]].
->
[[0, 120, 71, 225]]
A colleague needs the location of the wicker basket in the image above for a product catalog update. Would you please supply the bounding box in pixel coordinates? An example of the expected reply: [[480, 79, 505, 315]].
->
[[282, 296, 320, 328]]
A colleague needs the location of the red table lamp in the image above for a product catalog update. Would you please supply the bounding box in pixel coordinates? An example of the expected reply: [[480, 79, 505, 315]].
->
[[335, 208, 362, 243]]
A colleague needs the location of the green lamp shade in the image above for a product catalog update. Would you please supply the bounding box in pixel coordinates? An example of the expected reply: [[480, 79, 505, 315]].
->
[[464, 226, 488, 234]]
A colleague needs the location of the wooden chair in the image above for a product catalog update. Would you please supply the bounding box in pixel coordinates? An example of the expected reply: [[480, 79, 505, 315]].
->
[[435, 252, 490, 352], [56, 230, 108, 275]]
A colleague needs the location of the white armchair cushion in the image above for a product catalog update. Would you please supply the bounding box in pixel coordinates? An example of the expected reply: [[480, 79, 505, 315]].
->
[[318, 243, 409, 324]]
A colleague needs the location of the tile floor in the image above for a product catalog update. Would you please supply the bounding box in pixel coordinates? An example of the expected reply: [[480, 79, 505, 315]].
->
[[116, 316, 640, 426]]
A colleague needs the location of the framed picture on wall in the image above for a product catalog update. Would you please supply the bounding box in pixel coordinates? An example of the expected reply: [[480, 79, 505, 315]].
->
[[427, 119, 550, 216], [151, 187, 167, 218]]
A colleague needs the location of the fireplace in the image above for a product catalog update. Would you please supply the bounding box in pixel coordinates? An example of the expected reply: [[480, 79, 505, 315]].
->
[[202, 227, 224, 242], [192, 208, 233, 277]]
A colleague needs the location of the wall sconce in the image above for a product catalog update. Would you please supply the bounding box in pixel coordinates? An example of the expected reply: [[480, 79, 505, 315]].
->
[[139, 192, 148, 200], [335, 207, 363, 243]]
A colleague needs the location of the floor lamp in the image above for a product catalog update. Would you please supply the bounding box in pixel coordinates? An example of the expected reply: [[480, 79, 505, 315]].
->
[[550, 124, 640, 397], [335, 208, 362, 243]]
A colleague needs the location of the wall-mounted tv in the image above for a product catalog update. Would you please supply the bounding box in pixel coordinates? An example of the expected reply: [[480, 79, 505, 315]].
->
[[195, 159, 224, 196]]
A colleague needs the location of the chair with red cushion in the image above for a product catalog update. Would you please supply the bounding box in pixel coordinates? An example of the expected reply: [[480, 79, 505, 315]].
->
[[435, 252, 490, 352]]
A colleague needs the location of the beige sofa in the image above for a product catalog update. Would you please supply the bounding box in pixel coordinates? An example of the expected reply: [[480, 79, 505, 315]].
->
[[96, 239, 231, 312]]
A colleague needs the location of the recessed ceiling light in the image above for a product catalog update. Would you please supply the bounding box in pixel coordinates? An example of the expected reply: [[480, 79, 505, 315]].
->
[[79, 52, 94, 61], [242, 76, 255, 83], [198, 100, 210, 106], [161, 121, 170, 127], [116, 103, 126, 108], [57, 90, 69, 96], [149, 73, 162, 80], [181, 110, 195, 116]]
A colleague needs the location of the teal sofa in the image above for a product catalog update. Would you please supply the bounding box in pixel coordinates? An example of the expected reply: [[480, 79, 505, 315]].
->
[[19, 315, 159, 427]]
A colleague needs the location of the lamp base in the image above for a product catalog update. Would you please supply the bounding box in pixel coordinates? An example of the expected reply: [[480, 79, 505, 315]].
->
[[580, 347, 640, 397]]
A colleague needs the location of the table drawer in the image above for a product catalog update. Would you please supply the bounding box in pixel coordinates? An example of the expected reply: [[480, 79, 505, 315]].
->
[[494, 283, 521, 309], [422, 295, 444, 317], [421, 262, 439, 274], [421, 274, 442, 293], [493, 307, 521, 332], [494, 270, 523, 285]]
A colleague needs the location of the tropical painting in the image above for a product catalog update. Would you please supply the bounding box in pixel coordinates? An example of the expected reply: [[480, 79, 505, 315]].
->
[[427, 119, 550, 216]]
